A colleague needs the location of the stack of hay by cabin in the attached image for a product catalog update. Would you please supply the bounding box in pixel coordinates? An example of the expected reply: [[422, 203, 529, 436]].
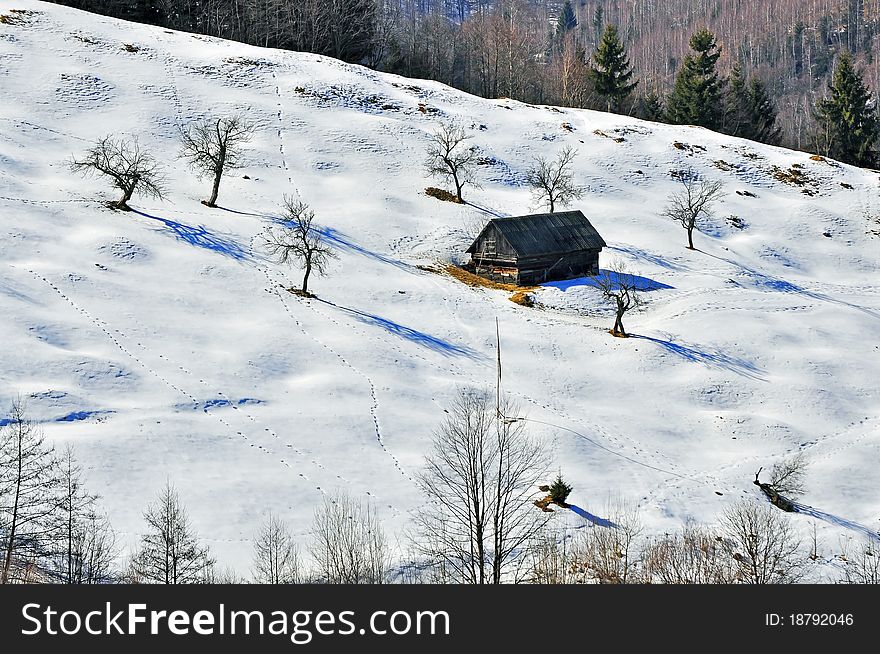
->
[[466, 210, 606, 285]]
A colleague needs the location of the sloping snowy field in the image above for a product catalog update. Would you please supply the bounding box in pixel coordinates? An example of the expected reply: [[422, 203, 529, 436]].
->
[[1, 1, 878, 573]]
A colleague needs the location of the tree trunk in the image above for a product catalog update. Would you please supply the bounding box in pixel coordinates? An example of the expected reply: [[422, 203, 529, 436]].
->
[[548, 194, 555, 213], [116, 185, 135, 211], [206, 168, 222, 207], [1, 433, 23, 585], [687, 220, 695, 249], [302, 263, 312, 294]]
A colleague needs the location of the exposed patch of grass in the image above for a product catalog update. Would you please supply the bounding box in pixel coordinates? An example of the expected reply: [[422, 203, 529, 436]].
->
[[561, 122, 574, 131], [425, 187, 461, 203], [509, 290, 534, 307], [772, 165, 814, 187], [1, 9, 38, 25], [713, 159, 734, 171], [122, 43, 140, 53], [594, 129, 625, 143]]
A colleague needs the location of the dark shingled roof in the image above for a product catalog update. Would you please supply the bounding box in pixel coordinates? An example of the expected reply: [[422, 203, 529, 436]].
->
[[467, 210, 606, 257]]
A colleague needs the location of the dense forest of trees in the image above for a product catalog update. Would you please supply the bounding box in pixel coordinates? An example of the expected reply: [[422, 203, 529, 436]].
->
[[48, 0, 880, 164]]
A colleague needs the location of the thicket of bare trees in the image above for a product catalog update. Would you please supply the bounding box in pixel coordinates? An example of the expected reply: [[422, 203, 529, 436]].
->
[[310, 491, 388, 584], [411, 389, 550, 584], [54, 1, 880, 157]]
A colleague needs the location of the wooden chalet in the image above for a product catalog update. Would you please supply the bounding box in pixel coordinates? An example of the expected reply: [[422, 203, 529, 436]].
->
[[465, 210, 606, 285]]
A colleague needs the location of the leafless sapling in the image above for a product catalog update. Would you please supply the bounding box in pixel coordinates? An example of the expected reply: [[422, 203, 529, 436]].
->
[[70, 135, 165, 210], [0, 400, 61, 584], [262, 197, 337, 296], [411, 389, 551, 584], [131, 482, 214, 584], [48, 445, 118, 584], [593, 258, 643, 337], [309, 490, 388, 584], [525, 146, 585, 213], [662, 170, 724, 249], [425, 121, 480, 203], [252, 514, 300, 584], [721, 500, 806, 584], [180, 115, 256, 207]]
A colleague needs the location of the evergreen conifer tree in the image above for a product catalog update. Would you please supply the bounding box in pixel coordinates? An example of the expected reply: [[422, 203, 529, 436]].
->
[[556, 1, 577, 37], [589, 24, 638, 113], [746, 77, 781, 145], [815, 52, 879, 166], [666, 29, 723, 130]]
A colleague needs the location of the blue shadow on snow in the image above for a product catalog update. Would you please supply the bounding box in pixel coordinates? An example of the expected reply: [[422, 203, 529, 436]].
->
[[316, 298, 484, 360], [543, 270, 673, 292], [132, 209, 252, 262], [632, 333, 766, 381], [568, 504, 618, 529], [607, 245, 685, 271], [792, 501, 880, 543]]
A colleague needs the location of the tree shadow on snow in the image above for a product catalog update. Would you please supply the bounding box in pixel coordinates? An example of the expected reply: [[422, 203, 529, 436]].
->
[[632, 333, 767, 381], [543, 270, 673, 292], [315, 298, 485, 360], [131, 209, 252, 262], [702, 250, 880, 321], [792, 501, 880, 543], [568, 504, 618, 529], [607, 244, 686, 271]]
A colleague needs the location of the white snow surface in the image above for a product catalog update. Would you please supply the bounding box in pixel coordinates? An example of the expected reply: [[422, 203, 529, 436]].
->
[[1, 1, 879, 574]]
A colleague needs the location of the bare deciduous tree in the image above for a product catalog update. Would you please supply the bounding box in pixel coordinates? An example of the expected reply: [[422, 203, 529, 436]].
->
[[593, 258, 643, 337], [180, 115, 256, 207], [721, 500, 806, 584], [525, 146, 585, 213], [663, 170, 724, 249], [411, 389, 550, 584], [425, 121, 480, 203], [310, 490, 388, 584], [48, 445, 117, 584], [70, 135, 165, 210], [252, 514, 300, 584], [132, 482, 214, 584], [262, 197, 337, 296], [753, 452, 808, 511], [643, 521, 738, 584], [0, 400, 60, 584]]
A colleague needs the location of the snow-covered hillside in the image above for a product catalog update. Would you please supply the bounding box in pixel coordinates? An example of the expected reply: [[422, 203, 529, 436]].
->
[[2, 1, 878, 572]]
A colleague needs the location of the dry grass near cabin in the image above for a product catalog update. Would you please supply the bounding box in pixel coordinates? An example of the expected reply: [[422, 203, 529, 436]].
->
[[440, 264, 539, 307], [425, 187, 461, 203]]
